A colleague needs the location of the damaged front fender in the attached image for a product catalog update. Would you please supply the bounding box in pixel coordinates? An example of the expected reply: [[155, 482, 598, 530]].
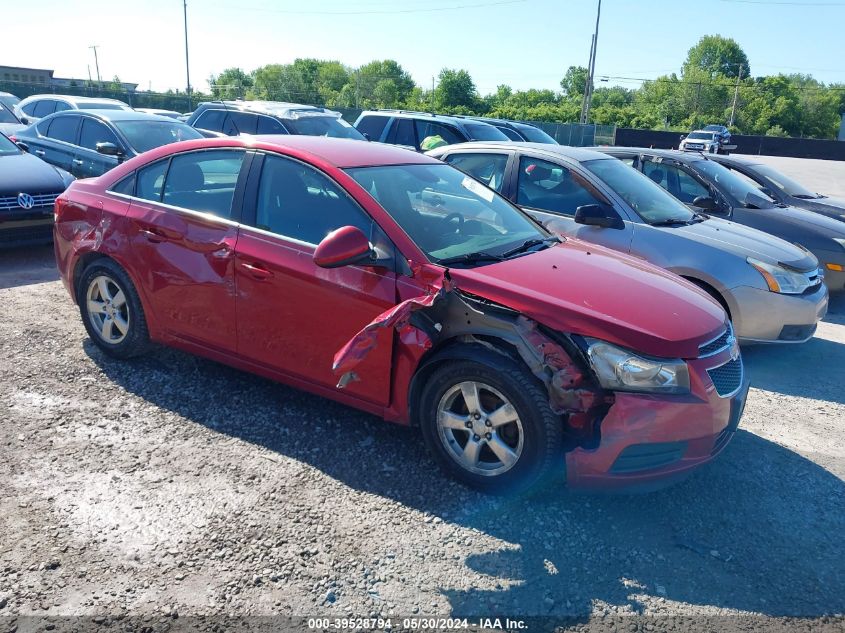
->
[[333, 270, 612, 442]]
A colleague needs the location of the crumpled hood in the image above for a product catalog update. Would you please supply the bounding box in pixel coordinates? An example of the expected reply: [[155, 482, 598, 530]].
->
[[0, 151, 67, 193], [448, 239, 726, 359], [669, 216, 818, 270]]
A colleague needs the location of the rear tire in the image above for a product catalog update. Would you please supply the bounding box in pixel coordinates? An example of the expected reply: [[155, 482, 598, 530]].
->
[[419, 356, 563, 495], [77, 259, 151, 359]]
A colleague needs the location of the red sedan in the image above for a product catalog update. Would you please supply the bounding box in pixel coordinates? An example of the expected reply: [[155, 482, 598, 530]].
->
[[54, 136, 748, 493]]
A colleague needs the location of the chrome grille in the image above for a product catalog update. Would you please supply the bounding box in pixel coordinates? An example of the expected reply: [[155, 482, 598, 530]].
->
[[0, 193, 59, 211], [699, 323, 734, 357], [707, 357, 744, 397]]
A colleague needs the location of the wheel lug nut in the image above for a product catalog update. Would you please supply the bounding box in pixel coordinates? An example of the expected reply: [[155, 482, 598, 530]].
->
[[473, 434, 480, 441], [473, 413, 481, 420], [465, 421, 472, 428], [485, 433, 492, 440], [485, 420, 492, 427]]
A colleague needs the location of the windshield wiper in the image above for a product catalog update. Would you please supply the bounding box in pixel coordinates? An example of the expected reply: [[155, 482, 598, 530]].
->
[[501, 236, 561, 259], [649, 218, 692, 227], [437, 251, 505, 266]]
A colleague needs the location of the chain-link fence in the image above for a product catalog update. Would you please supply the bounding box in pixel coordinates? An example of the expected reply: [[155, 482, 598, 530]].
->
[[522, 121, 616, 147]]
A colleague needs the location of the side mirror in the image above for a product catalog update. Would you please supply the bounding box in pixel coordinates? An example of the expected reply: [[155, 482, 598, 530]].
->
[[16, 141, 29, 153], [574, 204, 624, 229], [96, 142, 125, 157], [314, 226, 374, 268], [19, 115, 29, 125], [680, 134, 687, 140], [692, 195, 718, 211]]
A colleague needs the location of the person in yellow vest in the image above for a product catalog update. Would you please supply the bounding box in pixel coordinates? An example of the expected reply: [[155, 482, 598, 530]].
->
[[420, 134, 448, 151]]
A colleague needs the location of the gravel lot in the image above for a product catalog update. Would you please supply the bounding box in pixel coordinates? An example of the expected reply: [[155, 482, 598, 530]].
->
[[1, 157, 844, 632]]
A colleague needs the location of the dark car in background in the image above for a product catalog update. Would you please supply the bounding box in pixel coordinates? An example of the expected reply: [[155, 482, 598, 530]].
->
[[0, 132, 74, 247], [598, 147, 845, 291], [709, 153, 845, 224], [453, 115, 558, 144], [15, 110, 203, 179], [354, 110, 509, 151], [15, 94, 132, 125], [703, 124, 732, 144], [186, 100, 366, 140]]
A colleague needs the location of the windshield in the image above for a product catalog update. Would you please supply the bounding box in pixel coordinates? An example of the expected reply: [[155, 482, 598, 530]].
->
[[688, 132, 715, 140], [693, 159, 776, 207], [464, 123, 510, 141], [113, 120, 203, 153], [751, 163, 818, 198], [0, 95, 20, 110], [0, 103, 19, 124], [583, 158, 695, 223], [346, 163, 547, 264], [285, 115, 365, 140], [516, 124, 557, 144], [0, 133, 20, 155]]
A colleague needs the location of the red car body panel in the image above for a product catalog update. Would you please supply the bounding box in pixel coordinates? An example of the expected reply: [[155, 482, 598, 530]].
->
[[54, 136, 747, 491]]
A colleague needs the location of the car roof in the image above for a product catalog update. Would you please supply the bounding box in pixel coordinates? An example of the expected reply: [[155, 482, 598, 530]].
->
[[248, 136, 439, 168], [47, 109, 182, 123], [197, 100, 338, 118], [434, 141, 613, 162], [598, 146, 707, 162], [22, 94, 128, 106], [360, 110, 498, 128]]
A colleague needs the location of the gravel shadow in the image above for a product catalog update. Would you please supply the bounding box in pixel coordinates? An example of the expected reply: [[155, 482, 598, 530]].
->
[[85, 341, 845, 620], [0, 244, 58, 289]]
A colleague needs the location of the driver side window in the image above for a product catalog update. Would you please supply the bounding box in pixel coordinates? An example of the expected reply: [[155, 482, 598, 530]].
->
[[516, 156, 606, 217], [444, 153, 509, 193]]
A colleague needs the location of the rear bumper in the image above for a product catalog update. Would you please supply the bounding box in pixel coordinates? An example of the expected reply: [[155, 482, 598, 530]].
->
[[565, 357, 750, 492], [729, 283, 828, 343]]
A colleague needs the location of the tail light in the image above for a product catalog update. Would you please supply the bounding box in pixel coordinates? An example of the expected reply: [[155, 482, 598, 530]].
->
[[54, 196, 69, 222], [8, 135, 17, 143]]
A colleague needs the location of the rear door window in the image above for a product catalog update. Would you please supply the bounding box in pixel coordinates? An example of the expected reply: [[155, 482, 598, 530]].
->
[[162, 150, 246, 219], [224, 112, 258, 135], [256, 115, 287, 134], [444, 153, 509, 193], [136, 160, 169, 202], [46, 116, 80, 144], [53, 101, 72, 113], [356, 115, 389, 141], [194, 109, 227, 132], [387, 118, 415, 147], [414, 120, 463, 149], [33, 100, 57, 118]]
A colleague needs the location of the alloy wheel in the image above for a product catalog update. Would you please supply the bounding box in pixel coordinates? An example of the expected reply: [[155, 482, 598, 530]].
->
[[86, 275, 130, 344]]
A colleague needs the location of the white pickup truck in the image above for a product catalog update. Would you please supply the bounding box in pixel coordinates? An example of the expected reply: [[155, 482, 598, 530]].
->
[[679, 129, 736, 154]]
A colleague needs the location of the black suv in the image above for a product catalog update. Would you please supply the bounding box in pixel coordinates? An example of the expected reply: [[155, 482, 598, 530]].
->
[[186, 101, 365, 140], [354, 110, 509, 151]]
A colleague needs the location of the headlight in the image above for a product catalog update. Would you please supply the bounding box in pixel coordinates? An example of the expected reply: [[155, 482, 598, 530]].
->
[[833, 238, 845, 252], [747, 257, 812, 294], [584, 338, 690, 394]]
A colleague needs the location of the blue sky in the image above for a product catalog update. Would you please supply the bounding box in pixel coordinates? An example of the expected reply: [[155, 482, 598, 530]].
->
[[4, 0, 845, 94]]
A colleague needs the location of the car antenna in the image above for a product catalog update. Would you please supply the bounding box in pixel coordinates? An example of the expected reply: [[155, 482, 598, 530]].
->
[[219, 101, 241, 136]]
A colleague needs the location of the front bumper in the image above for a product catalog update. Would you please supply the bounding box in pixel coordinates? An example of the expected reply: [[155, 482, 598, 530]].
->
[[565, 348, 750, 491], [728, 282, 828, 344], [0, 216, 54, 248]]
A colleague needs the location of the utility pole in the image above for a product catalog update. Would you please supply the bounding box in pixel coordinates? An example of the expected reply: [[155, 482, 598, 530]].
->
[[183, 0, 192, 110], [89, 45, 101, 83], [579, 0, 601, 124], [431, 76, 435, 111], [728, 63, 744, 127]]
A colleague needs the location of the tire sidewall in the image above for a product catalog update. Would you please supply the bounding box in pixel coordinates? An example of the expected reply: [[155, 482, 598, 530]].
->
[[419, 358, 559, 494], [77, 259, 148, 358]]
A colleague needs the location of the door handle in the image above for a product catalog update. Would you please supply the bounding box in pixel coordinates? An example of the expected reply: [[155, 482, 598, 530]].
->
[[34, 149, 45, 156], [140, 228, 166, 243], [239, 261, 273, 280], [72, 159, 83, 165]]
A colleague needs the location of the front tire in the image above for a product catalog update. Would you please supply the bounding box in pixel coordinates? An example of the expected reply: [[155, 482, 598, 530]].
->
[[419, 356, 563, 495], [77, 259, 151, 359]]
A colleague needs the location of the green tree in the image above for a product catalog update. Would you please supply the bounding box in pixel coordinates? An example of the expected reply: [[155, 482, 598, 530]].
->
[[209, 67, 254, 99], [354, 60, 416, 108], [560, 66, 588, 97], [683, 35, 750, 79], [433, 68, 478, 111]]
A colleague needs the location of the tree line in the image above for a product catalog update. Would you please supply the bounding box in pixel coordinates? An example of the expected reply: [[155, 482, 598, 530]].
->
[[208, 35, 843, 139]]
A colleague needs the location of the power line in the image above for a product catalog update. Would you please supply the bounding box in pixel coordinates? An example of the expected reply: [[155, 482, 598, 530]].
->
[[228, 0, 526, 15]]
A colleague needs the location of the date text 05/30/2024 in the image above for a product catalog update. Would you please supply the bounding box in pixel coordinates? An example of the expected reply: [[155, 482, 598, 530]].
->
[[307, 617, 528, 630]]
